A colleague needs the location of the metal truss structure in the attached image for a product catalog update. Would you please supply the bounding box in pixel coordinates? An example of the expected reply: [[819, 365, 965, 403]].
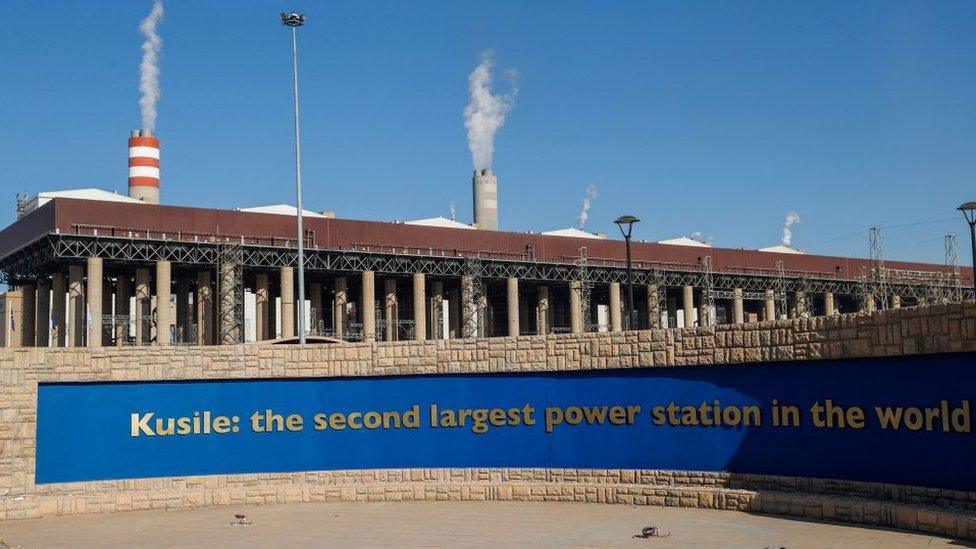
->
[[217, 243, 244, 344], [2, 233, 972, 303]]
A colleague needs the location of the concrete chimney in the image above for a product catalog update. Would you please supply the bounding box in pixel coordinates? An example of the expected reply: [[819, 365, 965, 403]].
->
[[472, 169, 498, 230], [128, 130, 160, 204]]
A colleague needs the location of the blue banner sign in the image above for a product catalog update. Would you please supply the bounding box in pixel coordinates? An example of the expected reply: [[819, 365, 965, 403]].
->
[[36, 352, 976, 489]]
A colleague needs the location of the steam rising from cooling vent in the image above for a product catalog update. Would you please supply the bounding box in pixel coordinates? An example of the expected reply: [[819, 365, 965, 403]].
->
[[782, 211, 801, 247], [138, 0, 164, 132], [463, 51, 517, 170]]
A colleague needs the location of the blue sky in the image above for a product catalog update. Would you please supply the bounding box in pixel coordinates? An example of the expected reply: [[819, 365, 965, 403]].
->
[[1, 1, 975, 264]]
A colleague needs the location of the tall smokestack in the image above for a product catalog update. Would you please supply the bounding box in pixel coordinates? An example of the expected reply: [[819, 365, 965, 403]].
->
[[472, 169, 498, 230], [128, 130, 160, 204]]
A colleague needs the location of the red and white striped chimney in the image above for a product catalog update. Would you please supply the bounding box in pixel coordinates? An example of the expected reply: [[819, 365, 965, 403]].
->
[[128, 130, 160, 204]]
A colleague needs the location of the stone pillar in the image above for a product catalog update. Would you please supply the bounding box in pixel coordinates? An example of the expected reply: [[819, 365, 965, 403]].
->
[[255, 273, 269, 341], [412, 273, 426, 341], [175, 277, 190, 344], [606, 281, 621, 332], [430, 281, 444, 339], [384, 278, 397, 342], [362, 270, 376, 342], [536, 285, 550, 335], [51, 272, 66, 347], [155, 260, 171, 346], [196, 270, 214, 345], [84, 257, 102, 347], [115, 275, 130, 346], [20, 283, 36, 347], [646, 284, 661, 329], [569, 281, 582, 334], [764, 290, 776, 321], [135, 268, 150, 345], [892, 294, 901, 309], [68, 265, 85, 347], [682, 285, 694, 328], [824, 292, 835, 316], [461, 275, 475, 338], [309, 282, 322, 335], [36, 279, 50, 347], [333, 277, 347, 338], [280, 267, 295, 339], [733, 288, 744, 324]]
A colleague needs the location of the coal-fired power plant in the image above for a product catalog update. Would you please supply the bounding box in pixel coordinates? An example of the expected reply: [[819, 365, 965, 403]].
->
[[128, 130, 160, 204], [472, 168, 498, 230]]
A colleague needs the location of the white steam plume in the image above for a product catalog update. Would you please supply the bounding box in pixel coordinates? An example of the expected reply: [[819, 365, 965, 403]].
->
[[138, 0, 164, 132], [576, 184, 598, 229], [691, 232, 714, 246], [781, 211, 801, 247], [449, 202, 457, 221], [463, 51, 517, 170]]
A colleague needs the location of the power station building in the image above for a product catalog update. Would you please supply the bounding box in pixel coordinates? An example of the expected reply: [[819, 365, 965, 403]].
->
[[1, 194, 971, 347]]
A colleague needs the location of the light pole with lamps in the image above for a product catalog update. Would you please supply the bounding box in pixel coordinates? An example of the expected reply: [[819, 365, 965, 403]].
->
[[957, 202, 976, 294], [615, 215, 640, 330], [281, 11, 307, 343]]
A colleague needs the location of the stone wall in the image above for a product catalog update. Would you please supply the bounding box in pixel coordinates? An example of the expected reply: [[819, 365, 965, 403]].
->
[[2, 302, 976, 539]]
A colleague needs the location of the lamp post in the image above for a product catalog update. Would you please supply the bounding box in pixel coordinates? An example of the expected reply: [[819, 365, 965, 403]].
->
[[281, 11, 307, 343], [957, 202, 976, 294], [614, 215, 640, 330]]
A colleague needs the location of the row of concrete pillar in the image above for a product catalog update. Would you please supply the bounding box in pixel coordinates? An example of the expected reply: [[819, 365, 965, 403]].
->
[[9, 258, 905, 348]]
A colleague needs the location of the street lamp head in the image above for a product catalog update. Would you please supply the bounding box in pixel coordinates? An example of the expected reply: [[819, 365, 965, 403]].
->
[[614, 215, 640, 239], [280, 12, 307, 27], [958, 202, 976, 224]]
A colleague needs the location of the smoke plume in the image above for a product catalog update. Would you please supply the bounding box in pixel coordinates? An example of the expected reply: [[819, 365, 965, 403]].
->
[[463, 51, 517, 170], [576, 185, 598, 229], [138, 0, 164, 132], [781, 211, 801, 247], [449, 202, 457, 221]]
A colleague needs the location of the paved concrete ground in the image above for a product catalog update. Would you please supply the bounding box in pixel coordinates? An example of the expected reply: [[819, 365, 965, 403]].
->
[[0, 502, 966, 548]]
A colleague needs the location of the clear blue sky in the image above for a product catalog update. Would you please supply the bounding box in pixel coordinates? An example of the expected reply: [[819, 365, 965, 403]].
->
[[1, 1, 975, 264]]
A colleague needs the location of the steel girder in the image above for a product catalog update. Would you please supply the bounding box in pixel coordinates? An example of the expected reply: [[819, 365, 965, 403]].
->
[[1, 234, 972, 300]]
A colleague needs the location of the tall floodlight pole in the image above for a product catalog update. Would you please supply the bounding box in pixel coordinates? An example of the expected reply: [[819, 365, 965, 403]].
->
[[615, 215, 641, 330], [957, 202, 976, 294], [282, 12, 307, 343]]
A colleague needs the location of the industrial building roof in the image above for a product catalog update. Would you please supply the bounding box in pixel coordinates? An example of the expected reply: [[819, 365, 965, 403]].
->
[[658, 236, 711, 247], [22, 189, 143, 216], [540, 228, 605, 239], [404, 216, 475, 230], [759, 245, 805, 254], [236, 205, 329, 218]]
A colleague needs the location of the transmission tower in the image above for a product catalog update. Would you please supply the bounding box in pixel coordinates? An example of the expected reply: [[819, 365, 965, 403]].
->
[[869, 226, 889, 310], [946, 234, 963, 303]]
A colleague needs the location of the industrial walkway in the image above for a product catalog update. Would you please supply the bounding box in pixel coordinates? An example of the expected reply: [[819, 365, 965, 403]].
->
[[0, 501, 962, 548]]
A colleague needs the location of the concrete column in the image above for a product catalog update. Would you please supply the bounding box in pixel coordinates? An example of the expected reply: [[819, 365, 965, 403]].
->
[[412, 273, 425, 341], [115, 275, 130, 346], [68, 265, 84, 347], [384, 278, 397, 342], [764, 290, 776, 321], [506, 277, 519, 337], [892, 294, 901, 309], [280, 267, 295, 339], [255, 273, 269, 340], [176, 277, 190, 344], [864, 293, 876, 313], [646, 284, 660, 329], [155, 260, 171, 346], [309, 282, 322, 335], [430, 281, 444, 339], [569, 281, 582, 334], [824, 292, 835, 316], [732, 288, 744, 324], [135, 268, 150, 345], [792, 291, 808, 319], [51, 272, 66, 347], [36, 279, 50, 347], [477, 283, 488, 338], [536, 286, 549, 335], [461, 275, 477, 338], [85, 258, 103, 347], [362, 270, 376, 342], [20, 283, 36, 347], [196, 270, 214, 345], [608, 282, 622, 332], [333, 277, 347, 338], [682, 285, 694, 328]]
